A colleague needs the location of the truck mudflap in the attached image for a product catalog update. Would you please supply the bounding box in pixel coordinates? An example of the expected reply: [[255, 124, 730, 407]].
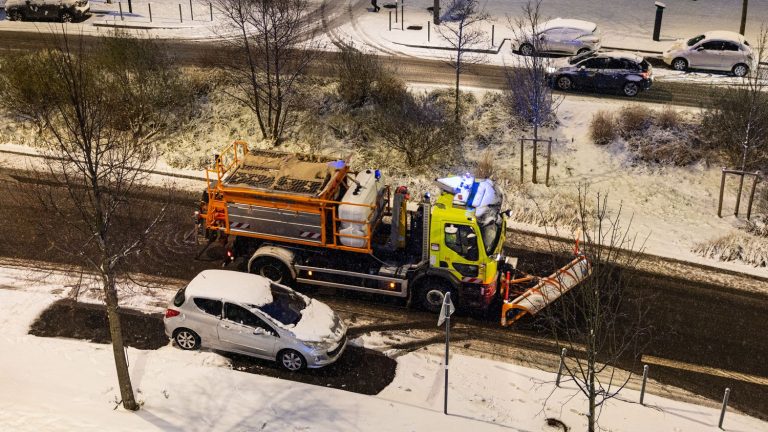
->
[[500, 254, 592, 327]]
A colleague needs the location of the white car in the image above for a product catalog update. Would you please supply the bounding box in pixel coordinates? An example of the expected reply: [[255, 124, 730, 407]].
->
[[164, 270, 348, 371], [663, 31, 754, 77], [515, 18, 601, 56]]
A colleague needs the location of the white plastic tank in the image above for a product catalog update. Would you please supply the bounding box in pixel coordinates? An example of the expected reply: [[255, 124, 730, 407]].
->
[[338, 169, 382, 247]]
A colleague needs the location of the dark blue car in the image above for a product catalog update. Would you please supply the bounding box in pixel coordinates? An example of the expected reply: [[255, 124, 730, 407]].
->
[[547, 51, 653, 97]]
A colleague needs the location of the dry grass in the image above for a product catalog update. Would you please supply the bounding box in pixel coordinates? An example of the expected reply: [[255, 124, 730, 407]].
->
[[657, 106, 682, 129], [589, 110, 616, 145], [476, 149, 495, 179], [618, 105, 653, 138], [693, 233, 768, 267]]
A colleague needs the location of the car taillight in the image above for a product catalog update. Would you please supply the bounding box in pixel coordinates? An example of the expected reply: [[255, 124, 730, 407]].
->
[[165, 309, 180, 318]]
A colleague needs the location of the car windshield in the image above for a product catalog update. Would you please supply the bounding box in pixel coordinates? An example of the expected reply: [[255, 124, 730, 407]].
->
[[480, 215, 502, 255], [687, 35, 705, 46], [256, 284, 307, 326]]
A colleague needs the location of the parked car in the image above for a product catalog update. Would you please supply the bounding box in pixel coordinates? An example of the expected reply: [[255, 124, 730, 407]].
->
[[5, 0, 89, 22], [514, 18, 601, 56], [164, 270, 348, 371], [663, 31, 754, 77], [547, 51, 653, 97]]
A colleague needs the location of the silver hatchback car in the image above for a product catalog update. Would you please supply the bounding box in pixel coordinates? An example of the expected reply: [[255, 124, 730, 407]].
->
[[164, 270, 347, 371], [663, 31, 754, 77], [515, 18, 601, 56]]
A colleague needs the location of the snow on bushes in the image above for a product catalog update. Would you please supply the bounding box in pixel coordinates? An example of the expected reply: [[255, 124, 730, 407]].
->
[[589, 105, 703, 166]]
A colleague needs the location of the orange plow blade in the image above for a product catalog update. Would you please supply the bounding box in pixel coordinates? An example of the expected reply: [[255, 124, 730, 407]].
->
[[501, 255, 592, 327]]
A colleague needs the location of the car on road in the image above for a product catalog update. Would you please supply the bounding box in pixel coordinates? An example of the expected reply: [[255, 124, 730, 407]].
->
[[547, 51, 653, 97], [514, 18, 601, 56], [662, 31, 754, 77], [164, 270, 348, 371], [5, 0, 90, 22]]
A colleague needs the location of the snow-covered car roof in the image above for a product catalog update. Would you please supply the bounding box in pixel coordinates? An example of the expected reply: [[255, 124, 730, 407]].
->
[[538, 18, 597, 33], [598, 51, 645, 63], [185, 269, 274, 306], [702, 31, 747, 44]]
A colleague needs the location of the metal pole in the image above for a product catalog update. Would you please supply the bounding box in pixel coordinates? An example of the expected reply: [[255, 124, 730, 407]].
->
[[395, 0, 398, 23], [433, 0, 440, 25], [190, 0, 193, 20], [519, 138, 524, 183], [740, 0, 749, 35], [640, 365, 649, 405], [491, 24, 495, 46], [717, 167, 726, 217], [545, 137, 552, 187], [209, 3, 213, 21], [149, 3, 152, 22], [555, 348, 567, 387], [118, 2, 124, 20], [401, 3, 404, 30], [389, 11, 391, 31], [428, 21, 430, 41], [179, 3, 183, 22], [719, 388, 731, 429], [746, 172, 760, 220], [444, 294, 450, 415]]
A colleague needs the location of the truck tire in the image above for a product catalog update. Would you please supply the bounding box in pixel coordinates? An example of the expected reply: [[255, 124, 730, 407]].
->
[[417, 278, 454, 314], [250, 256, 293, 286]]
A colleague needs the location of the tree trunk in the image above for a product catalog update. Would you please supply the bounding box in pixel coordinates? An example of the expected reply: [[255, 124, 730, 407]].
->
[[532, 123, 539, 183], [103, 271, 139, 411]]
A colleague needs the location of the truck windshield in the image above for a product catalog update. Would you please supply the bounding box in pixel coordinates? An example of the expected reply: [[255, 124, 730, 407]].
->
[[257, 284, 307, 326], [480, 216, 502, 255]]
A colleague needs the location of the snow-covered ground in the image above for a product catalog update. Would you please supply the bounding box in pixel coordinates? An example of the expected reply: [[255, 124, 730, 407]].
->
[[1, 263, 767, 431]]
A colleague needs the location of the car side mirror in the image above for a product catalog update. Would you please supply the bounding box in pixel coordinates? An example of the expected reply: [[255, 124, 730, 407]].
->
[[502, 209, 512, 218], [579, 65, 586, 71]]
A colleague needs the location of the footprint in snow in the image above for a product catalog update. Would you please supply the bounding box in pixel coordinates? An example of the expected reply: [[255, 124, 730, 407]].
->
[[413, 372, 424, 380]]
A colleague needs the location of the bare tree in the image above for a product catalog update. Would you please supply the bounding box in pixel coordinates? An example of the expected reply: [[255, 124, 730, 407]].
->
[[214, 0, 321, 144], [368, 91, 459, 169], [506, 0, 561, 183], [0, 30, 188, 411], [702, 25, 768, 204], [539, 187, 650, 432], [436, 0, 489, 123]]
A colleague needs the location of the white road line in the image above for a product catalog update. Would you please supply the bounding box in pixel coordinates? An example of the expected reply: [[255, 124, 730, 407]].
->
[[642, 355, 768, 386]]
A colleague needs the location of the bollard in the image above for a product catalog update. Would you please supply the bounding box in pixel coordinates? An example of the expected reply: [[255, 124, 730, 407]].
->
[[401, 2, 404, 30], [389, 11, 391, 31], [718, 388, 730, 429], [652, 2, 666, 41], [148, 3, 152, 22], [395, 0, 398, 23], [118, 2, 124, 20], [427, 21, 430, 42], [179, 3, 183, 22], [491, 24, 495, 46], [190, 0, 194, 20], [555, 348, 567, 387], [209, 3, 213, 21], [639, 365, 649, 405]]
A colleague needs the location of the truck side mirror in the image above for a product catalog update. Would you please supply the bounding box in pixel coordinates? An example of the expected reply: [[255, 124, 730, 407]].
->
[[502, 209, 512, 218]]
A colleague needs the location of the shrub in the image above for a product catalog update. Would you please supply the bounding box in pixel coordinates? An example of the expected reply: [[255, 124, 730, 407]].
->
[[335, 43, 384, 107], [657, 106, 681, 129], [618, 105, 653, 138], [589, 110, 616, 145]]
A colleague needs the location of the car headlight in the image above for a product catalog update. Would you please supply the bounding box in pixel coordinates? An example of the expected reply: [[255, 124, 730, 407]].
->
[[303, 341, 329, 353], [546, 66, 556, 74]]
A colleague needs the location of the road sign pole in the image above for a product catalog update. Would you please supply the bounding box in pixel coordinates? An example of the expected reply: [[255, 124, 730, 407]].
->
[[444, 293, 450, 415]]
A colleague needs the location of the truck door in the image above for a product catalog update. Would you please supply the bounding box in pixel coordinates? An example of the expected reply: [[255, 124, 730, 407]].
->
[[439, 223, 481, 280]]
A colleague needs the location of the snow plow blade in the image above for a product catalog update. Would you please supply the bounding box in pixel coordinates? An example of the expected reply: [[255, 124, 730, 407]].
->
[[501, 255, 592, 327]]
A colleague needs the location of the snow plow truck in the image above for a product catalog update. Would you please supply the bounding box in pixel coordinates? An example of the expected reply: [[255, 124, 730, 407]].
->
[[196, 141, 591, 326]]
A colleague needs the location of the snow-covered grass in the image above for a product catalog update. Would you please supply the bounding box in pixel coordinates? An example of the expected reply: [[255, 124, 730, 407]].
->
[[2, 263, 767, 431], [694, 232, 768, 268]]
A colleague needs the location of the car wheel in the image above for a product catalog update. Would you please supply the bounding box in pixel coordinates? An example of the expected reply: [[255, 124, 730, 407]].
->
[[556, 76, 573, 91], [250, 256, 293, 286], [623, 82, 640, 97], [417, 278, 453, 314], [278, 349, 306, 371], [733, 63, 749, 77], [519, 43, 534, 56], [60, 11, 74, 23], [671, 57, 688, 72], [174, 328, 200, 350], [8, 10, 23, 21]]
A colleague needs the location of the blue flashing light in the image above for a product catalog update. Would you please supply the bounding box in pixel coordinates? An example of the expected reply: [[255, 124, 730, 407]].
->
[[374, 169, 381, 179]]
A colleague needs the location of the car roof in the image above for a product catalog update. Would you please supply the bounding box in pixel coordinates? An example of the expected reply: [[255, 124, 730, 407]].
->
[[702, 31, 746, 43], [539, 18, 597, 33], [185, 270, 274, 306]]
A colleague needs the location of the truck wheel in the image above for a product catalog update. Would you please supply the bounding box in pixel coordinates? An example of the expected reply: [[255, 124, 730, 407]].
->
[[417, 278, 454, 314], [250, 257, 293, 286]]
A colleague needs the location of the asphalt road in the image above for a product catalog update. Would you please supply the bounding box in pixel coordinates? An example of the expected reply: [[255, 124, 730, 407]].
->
[[1, 168, 766, 420]]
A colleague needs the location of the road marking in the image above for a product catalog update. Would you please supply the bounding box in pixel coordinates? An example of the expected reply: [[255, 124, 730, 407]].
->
[[642, 355, 768, 386]]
